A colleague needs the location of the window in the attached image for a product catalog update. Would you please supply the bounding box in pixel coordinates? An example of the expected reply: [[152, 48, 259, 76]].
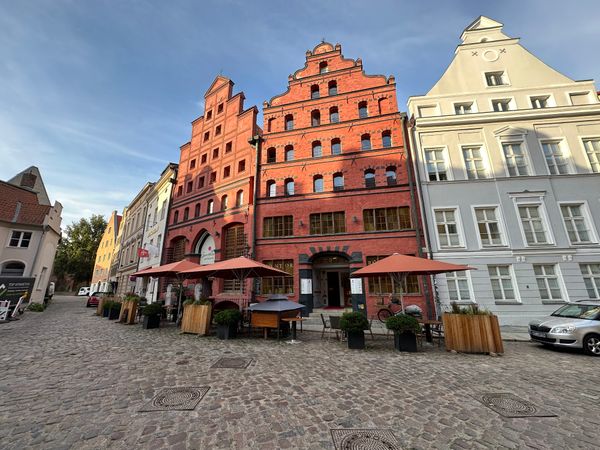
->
[[313, 175, 324, 193], [488, 265, 517, 301], [238, 159, 246, 172], [197, 176, 205, 188], [502, 142, 529, 176], [9, 231, 32, 248], [462, 146, 489, 179], [311, 110, 321, 126], [213, 147, 219, 159], [261, 259, 294, 294], [331, 138, 341, 155], [358, 101, 368, 119], [173, 210, 179, 224], [386, 166, 397, 186], [485, 71, 507, 86], [203, 131, 210, 141], [207, 200, 214, 214], [223, 224, 248, 292], [310, 212, 346, 235], [328, 80, 337, 95], [518, 205, 549, 245], [225, 141, 232, 153], [285, 145, 294, 161], [434, 209, 461, 247], [186, 181, 193, 193], [223, 165, 231, 178], [263, 216, 293, 237], [160, 200, 167, 220], [333, 173, 344, 191], [446, 271, 472, 302], [329, 106, 339, 123], [266, 180, 276, 197], [236, 190, 244, 207], [378, 98, 385, 114], [285, 114, 294, 131], [201, 153, 207, 164], [221, 195, 228, 211], [492, 99, 511, 112], [206, 110, 212, 120], [425, 148, 448, 181], [475, 207, 503, 246], [570, 92, 590, 106], [190, 159, 196, 169], [1, 262, 25, 276], [560, 204, 592, 244], [454, 102, 473, 114], [363, 207, 411, 232], [319, 61, 328, 73], [285, 178, 294, 196], [267, 147, 277, 163], [177, 185, 183, 196], [361, 134, 371, 150], [580, 264, 600, 299], [364, 169, 376, 188], [366, 255, 420, 294], [310, 84, 320, 99], [531, 96, 549, 109], [583, 139, 600, 172], [267, 117, 274, 132], [312, 141, 322, 157], [209, 171, 217, 184], [534, 264, 563, 301], [183, 207, 189, 221], [217, 103, 224, 114], [215, 125, 222, 136], [541, 141, 569, 174], [194, 203, 201, 218], [382, 131, 392, 148]]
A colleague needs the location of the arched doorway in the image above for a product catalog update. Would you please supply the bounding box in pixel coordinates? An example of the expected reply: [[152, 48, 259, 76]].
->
[[1, 261, 25, 276], [311, 253, 351, 309], [194, 232, 216, 265]]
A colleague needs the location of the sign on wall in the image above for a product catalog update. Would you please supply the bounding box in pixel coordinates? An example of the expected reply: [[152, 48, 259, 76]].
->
[[0, 277, 35, 305], [300, 278, 312, 294]]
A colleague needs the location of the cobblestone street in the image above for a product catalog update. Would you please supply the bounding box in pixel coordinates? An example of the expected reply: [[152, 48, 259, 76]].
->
[[0, 296, 598, 449]]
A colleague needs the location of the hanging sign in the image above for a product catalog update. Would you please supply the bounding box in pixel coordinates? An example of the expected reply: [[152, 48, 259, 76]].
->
[[350, 278, 363, 294]]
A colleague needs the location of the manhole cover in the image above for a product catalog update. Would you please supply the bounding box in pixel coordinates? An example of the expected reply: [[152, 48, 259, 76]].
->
[[475, 393, 557, 418], [331, 429, 401, 450], [139, 387, 210, 412], [211, 357, 252, 369]]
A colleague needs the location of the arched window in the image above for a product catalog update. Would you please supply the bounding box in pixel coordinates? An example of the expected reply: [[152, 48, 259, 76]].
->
[[183, 207, 189, 221], [331, 138, 341, 155], [386, 166, 397, 186], [358, 101, 368, 119], [194, 203, 201, 218], [319, 61, 328, 73], [361, 133, 371, 150], [267, 147, 277, 164], [311, 110, 321, 127], [267, 180, 276, 197], [267, 117, 274, 132], [312, 141, 322, 157], [328, 80, 337, 96], [364, 169, 376, 188], [313, 175, 324, 193], [173, 210, 179, 224], [221, 195, 228, 211], [382, 130, 392, 148], [285, 145, 294, 161], [285, 114, 294, 131], [236, 190, 244, 207], [285, 178, 295, 196], [329, 106, 339, 123], [310, 84, 320, 99], [207, 200, 214, 214], [1, 261, 25, 276], [333, 173, 344, 191]]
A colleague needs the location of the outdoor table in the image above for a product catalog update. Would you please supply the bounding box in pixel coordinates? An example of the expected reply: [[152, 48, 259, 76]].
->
[[419, 319, 443, 343], [282, 317, 305, 344]]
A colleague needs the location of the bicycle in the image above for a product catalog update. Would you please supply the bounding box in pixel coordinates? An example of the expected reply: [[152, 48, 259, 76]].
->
[[377, 295, 403, 323]]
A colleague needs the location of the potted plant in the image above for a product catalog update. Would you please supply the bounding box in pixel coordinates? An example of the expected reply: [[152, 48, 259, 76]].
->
[[141, 302, 163, 329], [214, 309, 242, 340], [119, 294, 140, 324], [442, 302, 504, 354], [386, 314, 421, 352], [181, 298, 212, 335], [102, 300, 113, 318], [108, 301, 122, 320], [340, 311, 369, 349]]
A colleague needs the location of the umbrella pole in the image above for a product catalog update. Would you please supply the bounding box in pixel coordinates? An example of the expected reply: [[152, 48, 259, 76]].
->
[[176, 276, 184, 326]]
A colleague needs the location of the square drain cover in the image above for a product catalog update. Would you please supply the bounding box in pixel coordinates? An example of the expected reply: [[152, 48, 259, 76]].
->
[[139, 386, 210, 412], [475, 393, 557, 418], [331, 429, 401, 450], [211, 357, 252, 369]]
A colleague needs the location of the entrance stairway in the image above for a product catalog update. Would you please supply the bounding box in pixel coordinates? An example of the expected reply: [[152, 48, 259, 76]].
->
[[301, 308, 390, 335]]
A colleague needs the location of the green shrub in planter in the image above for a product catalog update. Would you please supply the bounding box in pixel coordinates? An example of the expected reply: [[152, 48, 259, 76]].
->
[[27, 302, 45, 312], [124, 293, 140, 303], [340, 312, 369, 349], [386, 314, 421, 352], [214, 309, 242, 340], [102, 300, 113, 318], [142, 302, 162, 329], [108, 301, 122, 320]]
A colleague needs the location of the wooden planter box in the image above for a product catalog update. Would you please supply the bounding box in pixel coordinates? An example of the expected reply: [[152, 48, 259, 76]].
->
[[180, 304, 212, 335], [443, 313, 504, 354], [96, 298, 106, 316], [118, 300, 138, 324]]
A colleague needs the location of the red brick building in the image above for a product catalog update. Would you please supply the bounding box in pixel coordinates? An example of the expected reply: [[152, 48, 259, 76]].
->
[[254, 42, 429, 317]]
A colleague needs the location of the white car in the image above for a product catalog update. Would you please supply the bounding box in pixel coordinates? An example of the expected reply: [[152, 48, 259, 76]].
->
[[77, 287, 90, 296]]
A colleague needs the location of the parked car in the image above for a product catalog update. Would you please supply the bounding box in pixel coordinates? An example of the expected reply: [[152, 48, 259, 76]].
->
[[529, 300, 600, 356], [78, 287, 90, 296], [86, 292, 110, 308]]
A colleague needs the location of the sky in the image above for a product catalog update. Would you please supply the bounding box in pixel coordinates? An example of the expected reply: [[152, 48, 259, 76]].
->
[[1, 0, 599, 226]]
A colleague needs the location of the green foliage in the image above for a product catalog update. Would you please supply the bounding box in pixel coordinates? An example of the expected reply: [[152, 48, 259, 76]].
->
[[124, 293, 140, 303], [102, 300, 114, 310], [184, 298, 211, 306], [214, 309, 242, 325], [183, 299, 194, 306], [109, 301, 122, 311], [53, 214, 107, 284], [386, 314, 421, 334], [27, 302, 45, 312], [450, 302, 492, 315], [340, 312, 369, 333], [142, 303, 163, 316]]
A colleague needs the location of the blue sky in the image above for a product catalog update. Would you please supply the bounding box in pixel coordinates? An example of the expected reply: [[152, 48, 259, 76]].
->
[[1, 0, 598, 225]]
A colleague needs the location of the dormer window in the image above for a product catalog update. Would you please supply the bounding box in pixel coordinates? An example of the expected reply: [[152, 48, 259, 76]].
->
[[319, 61, 328, 74], [454, 102, 474, 115], [485, 71, 507, 86], [531, 96, 550, 109]]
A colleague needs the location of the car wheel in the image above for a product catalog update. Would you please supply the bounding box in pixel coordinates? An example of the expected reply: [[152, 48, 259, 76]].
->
[[583, 334, 600, 357]]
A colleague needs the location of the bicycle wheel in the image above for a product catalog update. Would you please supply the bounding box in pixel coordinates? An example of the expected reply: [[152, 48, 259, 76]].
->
[[377, 308, 392, 323]]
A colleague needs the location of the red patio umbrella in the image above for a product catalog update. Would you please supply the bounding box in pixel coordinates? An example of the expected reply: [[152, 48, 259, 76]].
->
[[179, 256, 290, 280], [351, 253, 474, 314]]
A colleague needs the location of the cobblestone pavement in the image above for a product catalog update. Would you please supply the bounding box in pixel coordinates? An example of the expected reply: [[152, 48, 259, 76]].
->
[[0, 296, 598, 450]]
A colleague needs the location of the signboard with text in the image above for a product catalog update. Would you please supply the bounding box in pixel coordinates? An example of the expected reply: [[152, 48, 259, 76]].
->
[[0, 277, 35, 305]]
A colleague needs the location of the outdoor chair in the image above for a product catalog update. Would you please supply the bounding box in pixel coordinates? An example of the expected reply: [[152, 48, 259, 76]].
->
[[366, 319, 375, 340], [328, 315, 343, 341], [0, 301, 10, 322], [320, 313, 332, 339]]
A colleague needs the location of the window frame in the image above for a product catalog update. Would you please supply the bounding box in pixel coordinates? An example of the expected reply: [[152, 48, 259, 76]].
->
[[580, 263, 600, 299], [461, 145, 491, 180], [487, 264, 520, 303], [309, 211, 346, 235], [423, 147, 451, 182], [580, 136, 600, 173], [432, 207, 465, 249], [557, 201, 598, 245], [484, 71, 509, 87], [499, 139, 532, 177], [453, 101, 476, 115], [533, 263, 568, 303], [471, 205, 508, 248], [444, 270, 475, 304], [513, 200, 554, 247], [529, 94, 554, 109], [313, 175, 324, 193], [539, 139, 572, 175], [8, 230, 32, 248], [490, 97, 514, 112]]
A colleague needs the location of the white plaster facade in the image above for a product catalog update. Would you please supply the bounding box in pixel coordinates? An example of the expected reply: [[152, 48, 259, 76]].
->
[[408, 17, 600, 325]]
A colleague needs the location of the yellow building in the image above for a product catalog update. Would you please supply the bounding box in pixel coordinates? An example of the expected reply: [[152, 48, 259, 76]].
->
[[91, 210, 121, 293]]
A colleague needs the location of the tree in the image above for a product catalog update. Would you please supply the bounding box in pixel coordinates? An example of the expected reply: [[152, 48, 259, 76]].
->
[[54, 214, 107, 285]]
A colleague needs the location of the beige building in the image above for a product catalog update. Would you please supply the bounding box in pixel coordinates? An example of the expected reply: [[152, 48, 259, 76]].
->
[[90, 210, 121, 293], [408, 17, 600, 325], [0, 167, 62, 304]]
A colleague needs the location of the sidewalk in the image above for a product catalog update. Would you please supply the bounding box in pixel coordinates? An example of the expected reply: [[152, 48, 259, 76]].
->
[[500, 326, 530, 342]]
